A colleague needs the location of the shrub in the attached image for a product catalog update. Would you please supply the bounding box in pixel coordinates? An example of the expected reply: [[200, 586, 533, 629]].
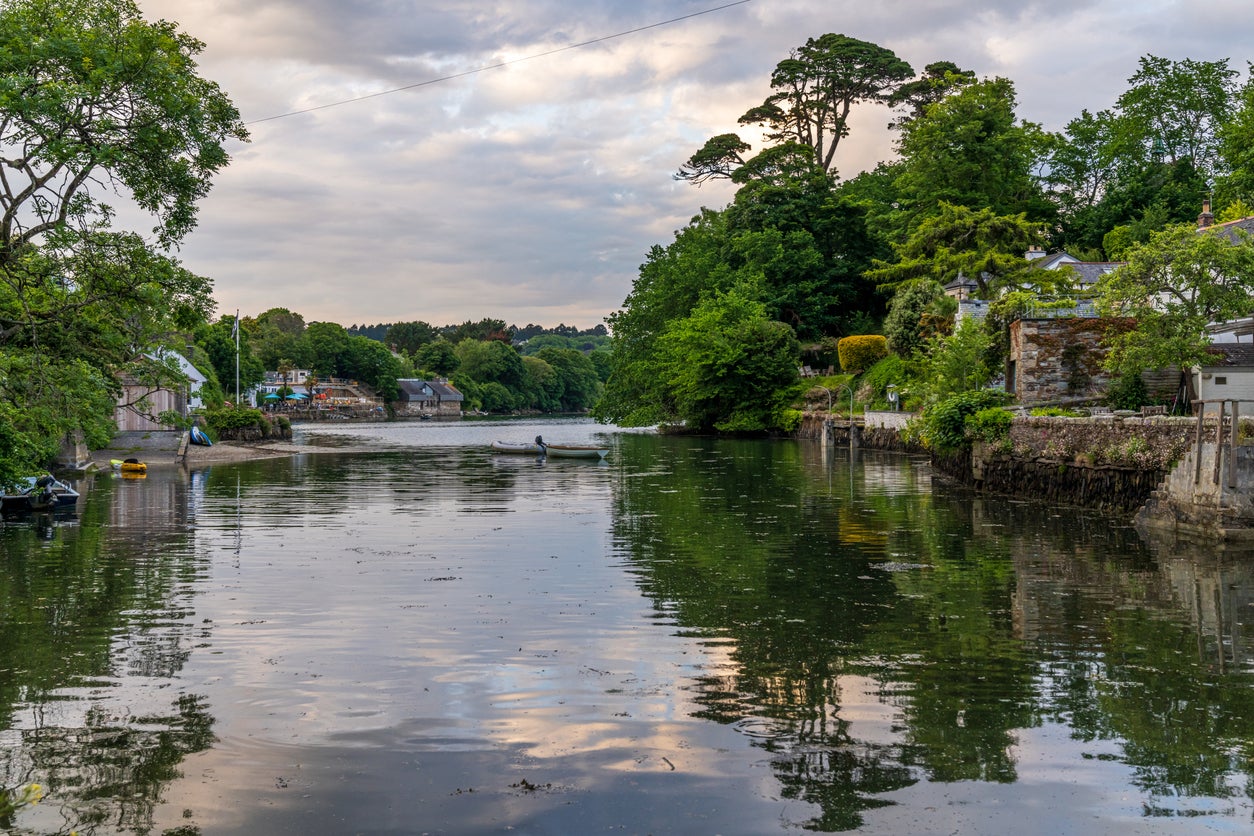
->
[[1029, 407, 1084, 418], [920, 389, 1009, 453], [838, 335, 888, 374], [1106, 372, 1147, 410], [204, 406, 289, 441], [966, 407, 1013, 444], [859, 354, 910, 406]]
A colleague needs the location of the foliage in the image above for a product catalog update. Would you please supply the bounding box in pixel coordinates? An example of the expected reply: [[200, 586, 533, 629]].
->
[[917, 318, 995, 403], [918, 389, 1010, 453], [1116, 55, 1237, 182], [837, 335, 887, 373], [414, 338, 459, 376], [882, 280, 950, 358], [386, 321, 439, 355], [677, 33, 911, 183], [606, 287, 801, 433], [858, 354, 914, 407], [966, 407, 1013, 445], [1105, 372, 1149, 410], [203, 405, 288, 441], [1029, 407, 1085, 417], [1094, 223, 1254, 377], [892, 77, 1053, 227], [866, 203, 1042, 298]]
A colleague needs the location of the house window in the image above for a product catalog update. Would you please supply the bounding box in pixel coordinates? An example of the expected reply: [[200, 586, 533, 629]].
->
[[1215, 376, 1228, 385]]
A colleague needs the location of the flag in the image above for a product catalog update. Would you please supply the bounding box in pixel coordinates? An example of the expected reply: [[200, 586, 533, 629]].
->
[[231, 311, 239, 341]]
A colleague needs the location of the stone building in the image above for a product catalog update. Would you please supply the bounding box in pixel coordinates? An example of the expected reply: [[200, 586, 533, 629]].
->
[[1007, 317, 1134, 404]]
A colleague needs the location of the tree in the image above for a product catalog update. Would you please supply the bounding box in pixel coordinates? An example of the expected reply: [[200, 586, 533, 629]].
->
[[677, 34, 911, 184], [0, 0, 245, 478], [893, 77, 1053, 226], [197, 315, 264, 401], [1095, 223, 1254, 377], [386, 320, 439, 355], [888, 61, 976, 129], [1116, 55, 1237, 181], [865, 203, 1042, 298], [414, 338, 459, 376], [653, 288, 801, 432], [534, 346, 601, 412], [918, 318, 994, 402], [882, 280, 952, 359], [453, 338, 524, 390], [304, 321, 349, 377], [340, 334, 403, 401]]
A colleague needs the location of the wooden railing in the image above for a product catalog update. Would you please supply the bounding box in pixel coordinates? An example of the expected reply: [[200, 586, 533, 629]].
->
[[1192, 399, 1254, 488]]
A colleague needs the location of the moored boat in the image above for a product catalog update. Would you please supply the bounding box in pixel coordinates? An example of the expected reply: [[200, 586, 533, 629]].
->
[[1, 474, 80, 514], [491, 440, 546, 455], [110, 458, 148, 474], [543, 444, 609, 459]]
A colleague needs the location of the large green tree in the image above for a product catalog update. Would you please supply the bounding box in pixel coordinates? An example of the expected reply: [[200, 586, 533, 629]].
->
[[677, 33, 911, 184], [0, 0, 245, 483], [893, 77, 1052, 227], [1095, 223, 1254, 377], [631, 287, 801, 433]]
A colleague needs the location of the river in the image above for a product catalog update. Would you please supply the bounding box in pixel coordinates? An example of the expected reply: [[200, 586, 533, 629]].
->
[[0, 417, 1251, 834]]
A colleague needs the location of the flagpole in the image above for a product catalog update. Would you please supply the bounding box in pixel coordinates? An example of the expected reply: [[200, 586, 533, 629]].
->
[[234, 308, 240, 405]]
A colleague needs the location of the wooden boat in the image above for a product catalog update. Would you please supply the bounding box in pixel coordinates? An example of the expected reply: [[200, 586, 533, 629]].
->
[[543, 444, 609, 459], [0, 474, 80, 514], [491, 440, 545, 455], [110, 458, 147, 474]]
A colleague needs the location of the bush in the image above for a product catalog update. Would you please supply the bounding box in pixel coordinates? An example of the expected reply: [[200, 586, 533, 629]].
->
[[966, 407, 1013, 444], [204, 406, 290, 441], [1106, 372, 1148, 410], [859, 354, 911, 406], [1029, 407, 1084, 418], [837, 335, 888, 374], [920, 389, 1009, 452]]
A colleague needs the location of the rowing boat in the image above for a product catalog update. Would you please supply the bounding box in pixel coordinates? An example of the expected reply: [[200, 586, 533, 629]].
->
[[490, 440, 545, 455], [542, 444, 608, 459]]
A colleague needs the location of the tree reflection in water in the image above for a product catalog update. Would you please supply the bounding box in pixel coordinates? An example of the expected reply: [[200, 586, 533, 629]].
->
[[0, 473, 215, 835], [611, 433, 1254, 830]]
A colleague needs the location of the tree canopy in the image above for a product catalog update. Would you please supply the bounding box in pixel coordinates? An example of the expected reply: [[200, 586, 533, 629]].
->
[[0, 0, 246, 484]]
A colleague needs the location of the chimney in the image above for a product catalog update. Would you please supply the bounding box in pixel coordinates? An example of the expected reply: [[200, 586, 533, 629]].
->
[[1025, 244, 1046, 260], [1198, 198, 1214, 229]]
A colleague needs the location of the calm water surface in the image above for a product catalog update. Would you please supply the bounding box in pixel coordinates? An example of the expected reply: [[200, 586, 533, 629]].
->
[[1, 417, 1251, 835]]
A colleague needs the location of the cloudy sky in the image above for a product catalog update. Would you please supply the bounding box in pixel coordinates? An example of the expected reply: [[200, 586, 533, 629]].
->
[[131, 0, 1254, 330]]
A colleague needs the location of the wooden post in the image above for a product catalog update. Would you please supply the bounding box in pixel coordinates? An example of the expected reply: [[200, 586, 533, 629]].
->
[[1229, 401, 1240, 489], [1213, 400, 1226, 486], [1194, 401, 1206, 485]]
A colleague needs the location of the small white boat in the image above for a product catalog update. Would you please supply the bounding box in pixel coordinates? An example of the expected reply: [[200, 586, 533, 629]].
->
[[490, 440, 545, 455], [543, 444, 608, 459], [491, 436, 608, 459]]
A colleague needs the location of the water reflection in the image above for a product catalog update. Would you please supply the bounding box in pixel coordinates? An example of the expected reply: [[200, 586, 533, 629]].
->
[[0, 428, 1250, 833], [0, 471, 214, 835], [611, 433, 1254, 830]]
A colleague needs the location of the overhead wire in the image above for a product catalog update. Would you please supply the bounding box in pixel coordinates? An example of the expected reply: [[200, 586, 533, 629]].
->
[[246, 0, 753, 125]]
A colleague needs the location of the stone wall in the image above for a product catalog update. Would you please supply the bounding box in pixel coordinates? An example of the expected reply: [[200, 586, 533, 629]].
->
[[1007, 415, 1195, 469], [1138, 442, 1254, 539], [1010, 317, 1134, 404]]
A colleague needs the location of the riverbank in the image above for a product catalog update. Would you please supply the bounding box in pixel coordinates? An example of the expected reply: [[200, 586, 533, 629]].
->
[[90, 432, 315, 470]]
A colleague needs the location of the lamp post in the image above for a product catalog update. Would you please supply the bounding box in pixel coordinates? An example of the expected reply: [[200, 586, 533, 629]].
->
[[835, 384, 855, 421], [811, 385, 833, 413]]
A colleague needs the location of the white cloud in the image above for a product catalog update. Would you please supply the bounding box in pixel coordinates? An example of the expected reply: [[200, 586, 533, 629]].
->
[[131, 0, 1254, 327]]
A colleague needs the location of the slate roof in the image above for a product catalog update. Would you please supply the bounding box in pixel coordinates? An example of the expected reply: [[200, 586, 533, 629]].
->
[[397, 378, 464, 402], [1202, 343, 1254, 368]]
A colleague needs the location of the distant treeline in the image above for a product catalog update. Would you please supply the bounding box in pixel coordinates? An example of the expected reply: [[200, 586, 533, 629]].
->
[[347, 320, 608, 345]]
